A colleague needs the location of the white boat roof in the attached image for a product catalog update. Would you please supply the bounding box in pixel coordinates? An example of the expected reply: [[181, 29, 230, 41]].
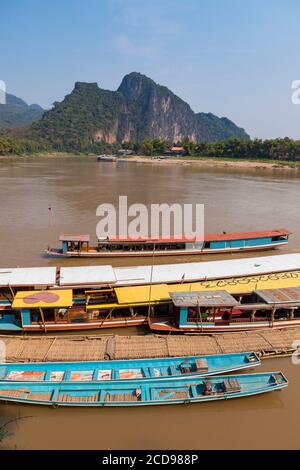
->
[[1, 253, 300, 289], [59, 265, 116, 286], [0, 267, 57, 287], [113, 253, 300, 285]]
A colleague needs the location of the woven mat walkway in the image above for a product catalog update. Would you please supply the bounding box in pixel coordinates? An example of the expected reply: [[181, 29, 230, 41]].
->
[[1, 327, 300, 362]]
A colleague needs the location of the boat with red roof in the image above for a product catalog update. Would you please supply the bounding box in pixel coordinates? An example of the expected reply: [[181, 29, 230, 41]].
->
[[46, 229, 291, 258]]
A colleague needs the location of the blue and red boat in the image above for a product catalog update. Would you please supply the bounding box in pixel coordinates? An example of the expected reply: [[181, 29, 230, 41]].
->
[[46, 229, 291, 258]]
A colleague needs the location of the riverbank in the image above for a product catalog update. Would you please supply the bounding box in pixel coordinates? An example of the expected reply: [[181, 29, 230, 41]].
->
[[0, 151, 89, 160], [1, 151, 300, 170], [127, 155, 300, 170]]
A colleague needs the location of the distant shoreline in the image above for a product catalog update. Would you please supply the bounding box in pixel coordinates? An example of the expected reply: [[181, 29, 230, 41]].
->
[[1, 151, 300, 170]]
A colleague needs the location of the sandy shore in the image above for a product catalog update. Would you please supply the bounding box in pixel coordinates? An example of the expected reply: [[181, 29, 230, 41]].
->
[[124, 155, 300, 170]]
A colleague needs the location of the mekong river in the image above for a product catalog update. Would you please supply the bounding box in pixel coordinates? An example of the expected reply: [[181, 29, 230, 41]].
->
[[0, 156, 300, 449]]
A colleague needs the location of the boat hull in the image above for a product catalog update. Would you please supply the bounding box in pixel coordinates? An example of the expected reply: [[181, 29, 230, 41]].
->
[[149, 317, 300, 333], [19, 316, 147, 332]]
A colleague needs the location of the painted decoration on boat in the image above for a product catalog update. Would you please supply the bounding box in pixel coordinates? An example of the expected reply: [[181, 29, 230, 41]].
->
[[23, 291, 59, 305], [6, 370, 45, 381], [97, 370, 112, 381], [49, 371, 65, 382]]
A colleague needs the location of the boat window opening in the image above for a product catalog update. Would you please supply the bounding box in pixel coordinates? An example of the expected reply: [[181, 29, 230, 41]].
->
[[254, 310, 269, 320], [96, 240, 189, 252], [42, 309, 54, 321], [240, 293, 257, 304], [0, 289, 13, 301], [133, 306, 148, 316], [203, 242, 210, 249], [86, 290, 117, 305], [86, 309, 101, 321], [88, 309, 106, 319], [187, 307, 209, 323], [274, 309, 289, 320], [29, 308, 43, 323], [155, 303, 172, 316], [294, 309, 300, 318], [113, 307, 133, 319]]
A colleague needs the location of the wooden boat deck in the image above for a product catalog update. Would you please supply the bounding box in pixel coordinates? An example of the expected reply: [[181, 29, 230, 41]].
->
[[1, 327, 300, 363]]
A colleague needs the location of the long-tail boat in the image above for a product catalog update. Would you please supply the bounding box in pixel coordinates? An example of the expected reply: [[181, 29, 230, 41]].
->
[[2, 252, 300, 318], [0, 352, 260, 383], [0, 372, 288, 406], [2, 285, 300, 333], [46, 229, 290, 258]]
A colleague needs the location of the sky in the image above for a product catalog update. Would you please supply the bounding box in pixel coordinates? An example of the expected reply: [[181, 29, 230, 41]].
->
[[1, 0, 300, 139]]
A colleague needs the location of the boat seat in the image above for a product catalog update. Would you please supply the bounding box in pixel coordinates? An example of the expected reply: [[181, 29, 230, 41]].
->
[[0, 389, 30, 398], [29, 392, 52, 401], [105, 392, 138, 402], [222, 378, 241, 393], [58, 393, 99, 403], [158, 389, 189, 400]]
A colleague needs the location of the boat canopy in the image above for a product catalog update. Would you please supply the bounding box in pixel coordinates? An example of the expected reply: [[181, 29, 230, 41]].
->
[[109, 272, 300, 306], [12, 289, 73, 309], [0, 267, 57, 287], [113, 253, 300, 285], [60, 266, 116, 286], [114, 285, 171, 305], [203, 229, 290, 242], [100, 229, 290, 244], [255, 287, 300, 305], [1, 253, 300, 290], [59, 235, 90, 242], [170, 291, 239, 308]]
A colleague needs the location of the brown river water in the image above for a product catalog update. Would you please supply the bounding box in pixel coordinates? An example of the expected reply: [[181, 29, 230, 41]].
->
[[0, 156, 300, 449]]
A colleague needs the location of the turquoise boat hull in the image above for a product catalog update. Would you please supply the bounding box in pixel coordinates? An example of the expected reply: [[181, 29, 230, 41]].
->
[[0, 372, 288, 406], [0, 352, 260, 384]]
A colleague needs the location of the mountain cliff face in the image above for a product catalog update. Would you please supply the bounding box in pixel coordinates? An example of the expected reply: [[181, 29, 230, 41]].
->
[[32, 72, 249, 147], [118, 73, 202, 142], [0, 93, 44, 129], [32, 82, 125, 148]]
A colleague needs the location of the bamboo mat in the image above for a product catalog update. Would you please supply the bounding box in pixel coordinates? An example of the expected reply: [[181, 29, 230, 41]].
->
[[1, 327, 300, 362]]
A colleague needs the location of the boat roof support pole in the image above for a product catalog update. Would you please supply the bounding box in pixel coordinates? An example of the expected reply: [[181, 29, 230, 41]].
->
[[39, 307, 47, 332], [197, 301, 203, 332], [8, 284, 15, 300], [148, 243, 155, 317]]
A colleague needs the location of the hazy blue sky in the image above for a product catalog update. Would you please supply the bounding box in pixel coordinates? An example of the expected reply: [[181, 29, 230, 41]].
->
[[1, 0, 300, 138]]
